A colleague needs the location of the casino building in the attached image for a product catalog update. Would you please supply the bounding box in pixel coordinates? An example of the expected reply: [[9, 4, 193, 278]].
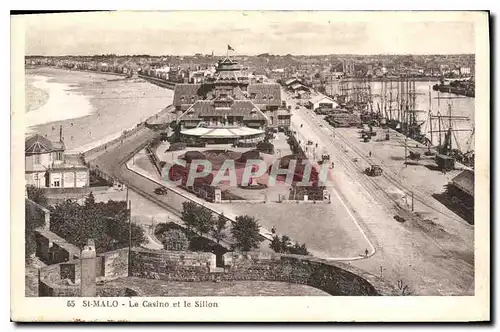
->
[[173, 57, 291, 145]]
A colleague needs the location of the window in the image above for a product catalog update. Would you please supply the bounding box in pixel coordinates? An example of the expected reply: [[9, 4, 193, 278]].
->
[[34, 154, 40, 164], [55, 151, 63, 161], [53, 180, 60, 187], [180, 96, 185, 102], [269, 95, 274, 100]]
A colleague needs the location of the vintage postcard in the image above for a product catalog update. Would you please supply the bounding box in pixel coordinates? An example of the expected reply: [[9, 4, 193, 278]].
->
[[11, 11, 490, 322]]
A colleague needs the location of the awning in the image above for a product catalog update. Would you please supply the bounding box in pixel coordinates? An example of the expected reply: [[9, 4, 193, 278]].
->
[[181, 126, 264, 139]]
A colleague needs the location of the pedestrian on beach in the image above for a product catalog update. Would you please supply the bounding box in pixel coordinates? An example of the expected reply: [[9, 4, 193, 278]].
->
[[365, 249, 369, 257], [369, 151, 372, 157]]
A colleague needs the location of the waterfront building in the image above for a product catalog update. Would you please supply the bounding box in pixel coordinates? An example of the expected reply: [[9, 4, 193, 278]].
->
[[284, 78, 302, 88], [173, 57, 290, 145], [447, 169, 474, 223], [307, 95, 339, 111], [25, 133, 89, 189]]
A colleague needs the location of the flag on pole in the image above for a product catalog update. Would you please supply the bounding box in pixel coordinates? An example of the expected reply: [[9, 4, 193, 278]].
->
[[227, 44, 235, 51]]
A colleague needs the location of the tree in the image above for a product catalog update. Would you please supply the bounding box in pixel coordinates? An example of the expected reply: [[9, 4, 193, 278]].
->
[[84, 191, 96, 208], [181, 201, 198, 233], [290, 242, 309, 255], [181, 201, 213, 237], [279, 235, 292, 252], [194, 206, 214, 237], [269, 235, 309, 255], [211, 213, 227, 244], [26, 185, 48, 207], [269, 235, 282, 253], [49, 193, 146, 253], [163, 229, 189, 251], [231, 215, 262, 251], [106, 217, 146, 250]]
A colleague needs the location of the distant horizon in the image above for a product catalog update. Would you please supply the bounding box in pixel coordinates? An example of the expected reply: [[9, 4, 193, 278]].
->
[[25, 53, 475, 58], [20, 12, 477, 56]]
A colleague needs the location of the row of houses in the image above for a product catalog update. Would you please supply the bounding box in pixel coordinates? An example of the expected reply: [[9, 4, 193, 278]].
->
[[140, 62, 270, 85], [282, 78, 311, 99], [26, 58, 137, 77]]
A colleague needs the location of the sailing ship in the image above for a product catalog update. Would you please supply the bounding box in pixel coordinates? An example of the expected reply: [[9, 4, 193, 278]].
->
[[422, 103, 474, 167]]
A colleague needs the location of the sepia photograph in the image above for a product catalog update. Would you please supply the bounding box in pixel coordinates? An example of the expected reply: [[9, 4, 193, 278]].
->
[[10, 10, 490, 322]]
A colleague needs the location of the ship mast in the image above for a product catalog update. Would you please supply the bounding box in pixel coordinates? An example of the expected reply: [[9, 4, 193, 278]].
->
[[428, 103, 471, 153]]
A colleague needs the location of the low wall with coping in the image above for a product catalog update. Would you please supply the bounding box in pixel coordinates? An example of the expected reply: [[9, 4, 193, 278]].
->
[[38, 247, 396, 296], [222, 252, 395, 295], [38, 248, 134, 297], [216, 199, 330, 204], [34, 229, 81, 264], [138, 74, 177, 90], [80, 124, 147, 161], [26, 198, 50, 230], [127, 249, 395, 295], [80, 104, 174, 162], [130, 248, 217, 280]]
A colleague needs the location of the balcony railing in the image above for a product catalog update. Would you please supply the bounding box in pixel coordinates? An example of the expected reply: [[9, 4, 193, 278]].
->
[[200, 124, 244, 129]]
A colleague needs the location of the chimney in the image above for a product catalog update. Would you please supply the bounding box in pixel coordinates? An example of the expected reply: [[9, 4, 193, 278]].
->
[[80, 239, 97, 297]]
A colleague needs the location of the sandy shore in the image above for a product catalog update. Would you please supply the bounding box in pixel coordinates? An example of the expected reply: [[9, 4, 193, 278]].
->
[[25, 74, 94, 134], [25, 68, 174, 152], [25, 75, 50, 113]]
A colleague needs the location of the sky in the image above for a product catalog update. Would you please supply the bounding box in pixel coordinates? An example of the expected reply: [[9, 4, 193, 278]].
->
[[20, 11, 478, 56]]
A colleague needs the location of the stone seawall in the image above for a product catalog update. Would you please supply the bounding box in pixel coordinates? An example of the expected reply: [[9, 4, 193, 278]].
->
[[79, 104, 174, 162], [138, 74, 177, 90]]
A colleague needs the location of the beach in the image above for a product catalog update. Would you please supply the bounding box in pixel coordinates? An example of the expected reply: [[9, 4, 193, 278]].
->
[[25, 75, 50, 113], [25, 68, 174, 153]]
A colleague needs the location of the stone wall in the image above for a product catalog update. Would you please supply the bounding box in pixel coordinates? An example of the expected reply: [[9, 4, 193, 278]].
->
[[222, 252, 395, 296], [80, 104, 174, 162], [80, 124, 146, 161], [34, 229, 81, 265], [38, 248, 131, 297], [130, 248, 216, 281], [102, 249, 129, 279], [39, 247, 396, 296], [129, 249, 395, 295], [26, 198, 50, 230]]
